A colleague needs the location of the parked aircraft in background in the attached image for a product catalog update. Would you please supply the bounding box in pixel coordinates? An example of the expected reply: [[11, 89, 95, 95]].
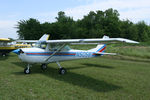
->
[[0, 38, 13, 56], [0, 34, 50, 56], [0, 38, 31, 56], [13, 34, 139, 74]]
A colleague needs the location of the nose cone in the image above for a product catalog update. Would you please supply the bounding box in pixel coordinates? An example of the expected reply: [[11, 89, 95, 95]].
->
[[12, 49, 20, 55]]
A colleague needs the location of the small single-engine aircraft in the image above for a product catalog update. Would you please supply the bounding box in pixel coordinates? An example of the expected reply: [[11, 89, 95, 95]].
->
[[0, 38, 13, 56], [13, 34, 139, 74]]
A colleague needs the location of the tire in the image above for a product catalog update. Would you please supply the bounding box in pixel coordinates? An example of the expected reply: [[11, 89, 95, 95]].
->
[[59, 68, 67, 75], [41, 64, 47, 70], [2, 53, 6, 57], [24, 68, 30, 74]]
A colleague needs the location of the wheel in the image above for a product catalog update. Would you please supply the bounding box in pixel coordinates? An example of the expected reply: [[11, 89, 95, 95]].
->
[[24, 68, 30, 74], [41, 64, 47, 70], [59, 68, 67, 75], [2, 53, 6, 57]]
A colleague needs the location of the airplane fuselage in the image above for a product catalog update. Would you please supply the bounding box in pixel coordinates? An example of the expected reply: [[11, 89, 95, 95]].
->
[[17, 47, 100, 64]]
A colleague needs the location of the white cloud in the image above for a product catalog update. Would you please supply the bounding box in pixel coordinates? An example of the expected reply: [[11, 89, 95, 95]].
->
[[29, 0, 150, 24], [0, 20, 18, 39], [64, 0, 150, 23]]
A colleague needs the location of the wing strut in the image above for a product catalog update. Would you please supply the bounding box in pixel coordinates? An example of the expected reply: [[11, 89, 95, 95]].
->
[[45, 43, 66, 62]]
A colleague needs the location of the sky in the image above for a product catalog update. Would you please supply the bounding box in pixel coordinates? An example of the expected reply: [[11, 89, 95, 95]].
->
[[0, 0, 150, 39]]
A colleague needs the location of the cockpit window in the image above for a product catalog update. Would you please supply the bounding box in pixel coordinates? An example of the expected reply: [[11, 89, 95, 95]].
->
[[49, 44, 71, 51], [62, 45, 71, 51], [34, 41, 47, 49]]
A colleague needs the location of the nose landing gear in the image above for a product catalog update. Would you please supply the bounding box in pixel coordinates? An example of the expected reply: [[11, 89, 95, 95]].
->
[[24, 64, 31, 74]]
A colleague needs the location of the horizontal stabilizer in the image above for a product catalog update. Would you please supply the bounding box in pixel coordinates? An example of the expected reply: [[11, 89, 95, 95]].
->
[[94, 52, 117, 55]]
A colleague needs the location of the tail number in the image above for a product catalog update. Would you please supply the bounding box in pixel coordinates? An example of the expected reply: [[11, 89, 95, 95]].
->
[[76, 52, 92, 58]]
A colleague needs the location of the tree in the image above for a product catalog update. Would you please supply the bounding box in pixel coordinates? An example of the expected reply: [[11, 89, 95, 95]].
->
[[54, 11, 76, 39], [17, 18, 43, 40], [16, 9, 150, 42], [136, 21, 150, 42]]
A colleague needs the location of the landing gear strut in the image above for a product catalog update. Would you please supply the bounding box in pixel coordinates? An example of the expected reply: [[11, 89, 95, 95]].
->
[[56, 62, 67, 75], [24, 64, 31, 74]]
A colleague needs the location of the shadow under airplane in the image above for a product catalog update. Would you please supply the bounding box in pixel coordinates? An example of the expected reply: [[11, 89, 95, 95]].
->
[[81, 63, 114, 69], [12, 61, 121, 92]]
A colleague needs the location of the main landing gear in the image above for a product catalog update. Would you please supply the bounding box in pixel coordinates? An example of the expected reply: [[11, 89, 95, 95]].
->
[[24, 62, 67, 75], [41, 64, 47, 70], [2, 53, 6, 57], [56, 62, 67, 75]]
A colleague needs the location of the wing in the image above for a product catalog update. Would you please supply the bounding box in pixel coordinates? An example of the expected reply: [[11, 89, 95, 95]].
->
[[16, 40, 38, 43], [0, 38, 11, 42], [46, 36, 139, 44], [16, 34, 50, 43], [16, 34, 139, 44]]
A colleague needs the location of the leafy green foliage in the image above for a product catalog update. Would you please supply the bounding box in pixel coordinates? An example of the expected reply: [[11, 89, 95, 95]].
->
[[16, 18, 43, 40], [16, 9, 150, 41]]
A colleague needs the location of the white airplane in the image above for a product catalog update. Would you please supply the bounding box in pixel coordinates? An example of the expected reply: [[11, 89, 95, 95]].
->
[[13, 34, 139, 74]]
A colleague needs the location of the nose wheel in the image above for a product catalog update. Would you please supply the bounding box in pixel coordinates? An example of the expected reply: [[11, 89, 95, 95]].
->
[[56, 62, 67, 75], [24, 64, 31, 74]]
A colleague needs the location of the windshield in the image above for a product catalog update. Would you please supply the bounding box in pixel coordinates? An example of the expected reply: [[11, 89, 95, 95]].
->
[[34, 41, 47, 49]]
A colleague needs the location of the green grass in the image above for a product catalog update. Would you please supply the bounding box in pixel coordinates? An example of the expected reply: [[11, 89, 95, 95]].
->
[[0, 44, 150, 100], [106, 43, 150, 59]]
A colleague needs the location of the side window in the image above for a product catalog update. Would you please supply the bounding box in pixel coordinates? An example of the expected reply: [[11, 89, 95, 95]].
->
[[34, 41, 47, 49], [49, 44, 61, 51], [49, 44, 71, 51], [62, 45, 71, 51], [41, 43, 47, 49]]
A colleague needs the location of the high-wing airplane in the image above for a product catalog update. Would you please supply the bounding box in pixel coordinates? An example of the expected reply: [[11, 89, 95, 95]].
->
[[0, 38, 13, 56], [13, 34, 139, 74]]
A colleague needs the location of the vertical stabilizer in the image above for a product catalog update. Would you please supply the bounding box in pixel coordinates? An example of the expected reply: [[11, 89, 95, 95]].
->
[[39, 34, 50, 41], [88, 44, 106, 52]]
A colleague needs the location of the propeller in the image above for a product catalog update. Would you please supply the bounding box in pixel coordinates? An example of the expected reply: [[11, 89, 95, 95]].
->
[[12, 49, 24, 55]]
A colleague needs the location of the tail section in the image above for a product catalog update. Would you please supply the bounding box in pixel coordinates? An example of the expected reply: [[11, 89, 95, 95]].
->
[[96, 44, 106, 52], [90, 44, 116, 56], [39, 34, 50, 41], [89, 44, 106, 53]]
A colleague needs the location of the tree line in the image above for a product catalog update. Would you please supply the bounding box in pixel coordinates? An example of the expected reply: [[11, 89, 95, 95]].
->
[[16, 8, 150, 42]]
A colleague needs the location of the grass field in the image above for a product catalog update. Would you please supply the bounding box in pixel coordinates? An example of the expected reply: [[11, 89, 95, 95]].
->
[[0, 44, 150, 100]]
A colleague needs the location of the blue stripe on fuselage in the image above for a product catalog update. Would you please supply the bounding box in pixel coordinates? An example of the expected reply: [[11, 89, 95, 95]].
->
[[24, 52, 102, 57]]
